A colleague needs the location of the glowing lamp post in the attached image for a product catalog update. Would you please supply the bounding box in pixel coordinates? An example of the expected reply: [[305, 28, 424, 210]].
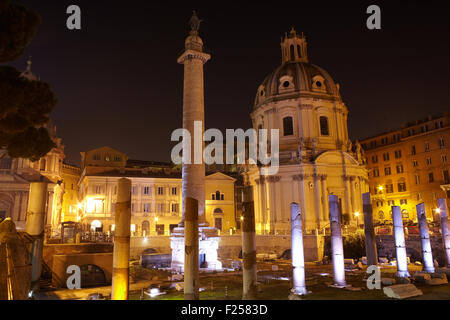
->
[[354, 211, 360, 229], [437, 199, 450, 268], [416, 203, 435, 273]]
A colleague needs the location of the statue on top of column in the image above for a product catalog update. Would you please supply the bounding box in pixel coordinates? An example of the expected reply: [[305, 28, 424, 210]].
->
[[189, 10, 202, 32]]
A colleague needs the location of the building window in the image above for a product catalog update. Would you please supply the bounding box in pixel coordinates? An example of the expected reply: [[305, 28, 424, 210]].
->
[[373, 168, 379, 177], [131, 203, 135, 212], [385, 184, 394, 193], [429, 172, 434, 183], [93, 154, 100, 160], [283, 117, 294, 136], [157, 187, 164, 195], [425, 142, 430, 152], [396, 164, 404, 173], [439, 137, 445, 149], [131, 186, 137, 195], [114, 155, 121, 162], [290, 44, 295, 61], [398, 182, 407, 192], [443, 170, 450, 184], [421, 125, 428, 133], [143, 186, 150, 195], [171, 187, 177, 195], [171, 203, 179, 213], [411, 145, 416, 155], [388, 200, 395, 206], [408, 129, 414, 136], [143, 203, 150, 213], [413, 160, 418, 167], [319, 116, 330, 136], [105, 154, 111, 162], [394, 150, 402, 159], [95, 186, 101, 194], [385, 167, 391, 176], [400, 199, 407, 205], [415, 175, 420, 185], [442, 155, 448, 163], [157, 203, 164, 213], [426, 157, 432, 166], [372, 155, 378, 163], [383, 153, 390, 161], [40, 159, 46, 171]]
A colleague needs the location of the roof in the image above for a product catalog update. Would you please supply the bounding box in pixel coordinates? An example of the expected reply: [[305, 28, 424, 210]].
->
[[254, 61, 341, 110]]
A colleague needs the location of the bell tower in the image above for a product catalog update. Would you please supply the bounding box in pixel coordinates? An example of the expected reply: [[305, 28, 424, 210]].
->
[[280, 28, 308, 63]]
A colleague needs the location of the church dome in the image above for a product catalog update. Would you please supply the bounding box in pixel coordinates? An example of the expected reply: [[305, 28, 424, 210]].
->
[[254, 29, 341, 110]]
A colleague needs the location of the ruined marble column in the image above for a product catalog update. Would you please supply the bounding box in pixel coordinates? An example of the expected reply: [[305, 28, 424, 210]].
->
[[438, 198, 450, 268], [392, 206, 410, 277], [329, 194, 346, 287], [25, 182, 48, 290], [290, 202, 308, 295], [416, 203, 435, 273], [184, 197, 199, 300], [112, 178, 131, 300], [362, 193, 378, 266], [242, 186, 257, 300]]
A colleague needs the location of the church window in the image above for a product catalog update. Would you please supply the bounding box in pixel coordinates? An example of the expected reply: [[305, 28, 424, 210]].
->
[[283, 81, 290, 88], [297, 45, 301, 58], [283, 117, 294, 136], [319, 116, 329, 136], [290, 45, 295, 60], [315, 81, 322, 87], [429, 172, 434, 183], [260, 90, 264, 96]]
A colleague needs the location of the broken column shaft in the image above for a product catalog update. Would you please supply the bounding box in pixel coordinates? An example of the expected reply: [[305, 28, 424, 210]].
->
[[111, 178, 131, 300], [242, 186, 257, 300], [290, 202, 308, 295], [25, 182, 48, 290], [329, 194, 346, 287], [392, 206, 410, 277], [438, 198, 450, 268], [184, 197, 199, 300], [416, 203, 435, 273], [362, 193, 378, 266]]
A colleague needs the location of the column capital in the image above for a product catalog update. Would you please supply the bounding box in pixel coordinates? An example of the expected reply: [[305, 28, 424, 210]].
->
[[292, 174, 308, 181], [320, 174, 328, 181], [267, 175, 281, 183], [177, 50, 211, 64]]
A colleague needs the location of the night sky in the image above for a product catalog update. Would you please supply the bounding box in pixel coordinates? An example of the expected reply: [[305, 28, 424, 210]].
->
[[10, 1, 450, 166]]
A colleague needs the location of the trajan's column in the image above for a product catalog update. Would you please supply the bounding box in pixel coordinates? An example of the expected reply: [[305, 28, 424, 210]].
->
[[171, 12, 222, 273]]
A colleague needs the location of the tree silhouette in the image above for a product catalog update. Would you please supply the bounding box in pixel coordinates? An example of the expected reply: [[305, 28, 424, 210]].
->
[[0, 0, 57, 161]]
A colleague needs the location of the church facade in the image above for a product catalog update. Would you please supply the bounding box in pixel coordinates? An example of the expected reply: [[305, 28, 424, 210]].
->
[[243, 29, 368, 234]]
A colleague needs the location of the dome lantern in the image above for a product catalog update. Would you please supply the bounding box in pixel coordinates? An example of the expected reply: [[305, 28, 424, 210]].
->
[[280, 28, 308, 64]]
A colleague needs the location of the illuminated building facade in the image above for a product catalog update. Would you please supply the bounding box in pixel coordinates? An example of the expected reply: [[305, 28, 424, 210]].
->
[[360, 113, 450, 222], [243, 29, 368, 234], [77, 147, 237, 236], [60, 163, 81, 223]]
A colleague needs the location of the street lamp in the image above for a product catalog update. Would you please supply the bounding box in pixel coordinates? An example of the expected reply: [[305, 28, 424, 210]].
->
[[354, 211, 360, 229]]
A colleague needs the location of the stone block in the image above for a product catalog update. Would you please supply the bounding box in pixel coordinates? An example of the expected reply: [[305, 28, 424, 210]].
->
[[436, 268, 450, 277], [381, 278, 396, 286], [395, 276, 411, 284], [412, 272, 432, 283], [425, 277, 448, 286], [383, 284, 423, 299]]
